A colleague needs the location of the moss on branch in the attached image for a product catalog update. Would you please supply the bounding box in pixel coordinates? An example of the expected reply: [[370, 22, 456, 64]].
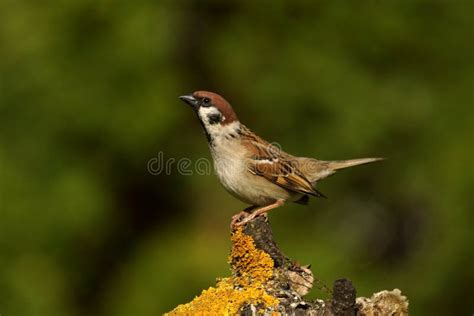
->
[[166, 228, 278, 315]]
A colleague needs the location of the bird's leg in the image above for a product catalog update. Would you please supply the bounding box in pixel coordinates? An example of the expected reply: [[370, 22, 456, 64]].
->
[[234, 199, 285, 227], [230, 205, 258, 229]]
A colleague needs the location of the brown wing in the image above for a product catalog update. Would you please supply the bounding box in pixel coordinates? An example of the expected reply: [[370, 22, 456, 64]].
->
[[241, 126, 326, 198], [248, 158, 326, 198]]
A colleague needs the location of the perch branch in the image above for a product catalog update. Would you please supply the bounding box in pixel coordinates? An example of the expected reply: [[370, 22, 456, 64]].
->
[[167, 217, 408, 315]]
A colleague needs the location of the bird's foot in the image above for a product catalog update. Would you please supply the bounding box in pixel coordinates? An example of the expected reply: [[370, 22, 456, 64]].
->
[[232, 212, 268, 229], [231, 201, 283, 229], [230, 211, 250, 230], [234, 212, 258, 227]]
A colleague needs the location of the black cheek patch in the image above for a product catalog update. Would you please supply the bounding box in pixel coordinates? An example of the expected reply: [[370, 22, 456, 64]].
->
[[208, 113, 222, 125]]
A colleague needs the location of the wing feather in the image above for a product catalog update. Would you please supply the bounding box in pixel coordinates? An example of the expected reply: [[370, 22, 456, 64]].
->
[[240, 126, 326, 198]]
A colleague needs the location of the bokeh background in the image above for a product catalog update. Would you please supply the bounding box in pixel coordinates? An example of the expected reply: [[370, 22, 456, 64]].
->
[[1, 1, 473, 315]]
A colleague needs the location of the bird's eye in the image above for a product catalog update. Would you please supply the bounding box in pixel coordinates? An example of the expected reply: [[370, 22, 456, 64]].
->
[[202, 98, 211, 106]]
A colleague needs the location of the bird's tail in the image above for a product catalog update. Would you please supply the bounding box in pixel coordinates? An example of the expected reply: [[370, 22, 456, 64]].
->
[[325, 157, 384, 171], [302, 157, 384, 183]]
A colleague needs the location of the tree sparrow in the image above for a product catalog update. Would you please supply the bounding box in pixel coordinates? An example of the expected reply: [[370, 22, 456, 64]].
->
[[180, 91, 383, 227]]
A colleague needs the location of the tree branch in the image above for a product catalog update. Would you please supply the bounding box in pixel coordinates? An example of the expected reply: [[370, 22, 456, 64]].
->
[[167, 217, 408, 315]]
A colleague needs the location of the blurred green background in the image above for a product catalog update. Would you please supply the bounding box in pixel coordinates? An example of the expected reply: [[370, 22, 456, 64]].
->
[[1, 1, 473, 315]]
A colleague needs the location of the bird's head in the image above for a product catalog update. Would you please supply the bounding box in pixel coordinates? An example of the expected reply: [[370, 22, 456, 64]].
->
[[180, 91, 239, 127], [180, 91, 240, 143]]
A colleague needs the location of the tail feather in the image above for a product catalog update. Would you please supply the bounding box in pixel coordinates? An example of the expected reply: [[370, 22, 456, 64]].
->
[[326, 157, 384, 171], [303, 157, 384, 183]]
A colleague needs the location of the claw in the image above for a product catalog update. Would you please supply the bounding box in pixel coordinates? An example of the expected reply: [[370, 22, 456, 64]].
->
[[234, 212, 257, 227], [230, 211, 250, 229], [230, 200, 284, 229]]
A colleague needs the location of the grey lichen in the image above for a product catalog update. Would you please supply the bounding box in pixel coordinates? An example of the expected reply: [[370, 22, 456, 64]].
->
[[356, 289, 409, 316]]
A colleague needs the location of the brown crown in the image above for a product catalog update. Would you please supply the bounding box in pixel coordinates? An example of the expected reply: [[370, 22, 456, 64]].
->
[[193, 91, 239, 124]]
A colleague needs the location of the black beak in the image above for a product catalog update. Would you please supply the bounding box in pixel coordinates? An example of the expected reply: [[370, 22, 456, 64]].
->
[[179, 94, 199, 109]]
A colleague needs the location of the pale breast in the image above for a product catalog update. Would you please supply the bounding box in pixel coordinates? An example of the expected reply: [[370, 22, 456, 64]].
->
[[211, 138, 295, 206]]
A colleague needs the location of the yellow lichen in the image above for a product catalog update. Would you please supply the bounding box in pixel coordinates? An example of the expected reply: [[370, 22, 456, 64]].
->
[[166, 228, 279, 315]]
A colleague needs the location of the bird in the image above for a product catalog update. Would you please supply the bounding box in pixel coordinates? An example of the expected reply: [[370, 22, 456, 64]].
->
[[180, 91, 383, 227]]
